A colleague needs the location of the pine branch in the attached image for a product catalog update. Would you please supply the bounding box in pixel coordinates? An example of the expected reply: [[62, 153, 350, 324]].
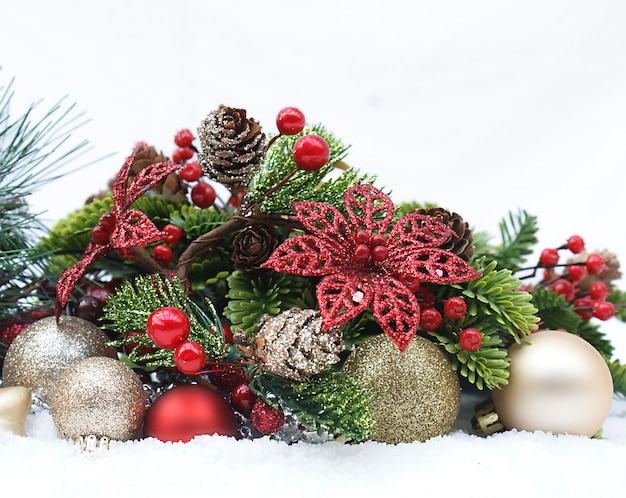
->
[[607, 359, 626, 397]]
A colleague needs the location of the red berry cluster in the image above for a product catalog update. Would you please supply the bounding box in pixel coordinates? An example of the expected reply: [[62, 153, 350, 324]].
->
[[146, 306, 207, 375], [536, 235, 614, 321], [172, 128, 218, 209], [91, 211, 116, 245]]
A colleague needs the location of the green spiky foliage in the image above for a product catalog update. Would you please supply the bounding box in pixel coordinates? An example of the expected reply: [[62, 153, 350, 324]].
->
[[223, 270, 312, 335], [607, 359, 626, 397], [246, 125, 375, 214], [425, 258, 540, 390], [531, 286, 614, 359], [607, 288, 626, 322], [474, 210, 539, 270], [251, 369, 375, 442], [104, 273, 225, 368], [0, 71, 90, 340]]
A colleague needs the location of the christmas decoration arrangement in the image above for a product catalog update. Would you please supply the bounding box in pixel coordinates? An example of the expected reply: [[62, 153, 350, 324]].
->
[[2, 75, 626, 449]]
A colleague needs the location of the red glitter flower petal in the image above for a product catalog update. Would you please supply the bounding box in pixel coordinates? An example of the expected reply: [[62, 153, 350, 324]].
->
[[317, 272, 374, 329], [388, 212, 454, 252], [110, 209, 163, 248], [261, 234, 346, 276], [292, 201, 352, 250], [344, 184, 395, 233], [397, 248, 481, 284]]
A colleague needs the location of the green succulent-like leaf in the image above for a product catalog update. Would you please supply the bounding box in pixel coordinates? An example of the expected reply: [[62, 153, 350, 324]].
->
[[169, 203, 233, 239]]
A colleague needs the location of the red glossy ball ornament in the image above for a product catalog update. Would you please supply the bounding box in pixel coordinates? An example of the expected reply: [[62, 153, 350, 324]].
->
[[230, 383, 257, 416], [191, 182, 216, 208], [174, 340, 206, 375], [151, 244, 173, 266], [146, 307, 190, 349], [292, 134, 330, 171], [162, 223, 184, 244], [174, 128, 194, 148], [250, 398, 285, 435], [276, 107, 305, 135], [143, 384, 238, 442]]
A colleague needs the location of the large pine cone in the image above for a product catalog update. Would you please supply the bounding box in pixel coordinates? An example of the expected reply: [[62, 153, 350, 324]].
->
[[197, 105, 266, 191], [412, 207, 474, 262], [232, 225, 282, 273], [252, 309, 344, 381]]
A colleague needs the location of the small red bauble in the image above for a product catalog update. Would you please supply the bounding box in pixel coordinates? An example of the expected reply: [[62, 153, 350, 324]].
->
[[443, 296, 467, 320], [539, 248, 559, 267], [566, 235, 585, 254], [174, 340, 206, 375], [292, 134, 330, 171], [98, 211, 116, 232], [459, 327, 482, 351], [174, 128, 194, 148], [151, 244, 173, 266], [146, 306, 190, 349], [91, 224, 111, 245], [586, 254, 606, 275], [230, 383, 257, 416], [250, 398, 285, 435], [143, 384, 238, 442], [549, 278, 575, 301], [191, 182, 216, 208], [419, 307, 442, 331], [179, 161, 203, 182], [162, 223, 184, 244], [276, 107, 305, 136]]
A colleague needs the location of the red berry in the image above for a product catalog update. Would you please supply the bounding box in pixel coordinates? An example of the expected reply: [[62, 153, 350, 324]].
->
[[419, 307, 442, 331], [586, 253, 606, 275], [91, 225, 111, 245], [179, 161, 203, 182], [549, 278, 575, 301], [539, 248, 559, 267], [370, 233, 386, 247], [174, 340, 207, 375], [459, 328, 482, 351], [162, 223, 184, 244], [176, 147, 194, 161], [230, 383, 257, 416], [592, 300, 615, 321], [98, 211, 116, 232], [151, 244, 173, 266], [567, 264, 587, 282], [354, 243, 371, 264], [147, 306, 190, 349], [250, 398, 285, 435], [355, 229, 371, 245], [566, 235, 585, 254], [172, 149, 183, 164], [276, 107, 305, 136], [589, 281, 609, 300], [191, 182, 216, 208], [574, 296, 594, 320], [371, 244, 389, 262], [174, 128, 194, 148], [443, 296, 467, 320], [221, 324, 233, 344], [292, 135, 330, 171], [400, 274, 421, 293]]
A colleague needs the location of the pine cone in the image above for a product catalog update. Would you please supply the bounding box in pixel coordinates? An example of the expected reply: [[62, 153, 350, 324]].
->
[[197, 105, 266, 191], [412, 207, 474, 261], [232, 225, 282, 273], [570, 250, 622, 292], [252, 309, 344, 381]]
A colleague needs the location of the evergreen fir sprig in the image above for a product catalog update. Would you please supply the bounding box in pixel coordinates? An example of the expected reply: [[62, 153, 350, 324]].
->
[[607, 359, 626, 397], [251, 369, 375, 442], [607, 288, 626, 322], [104, 273, 225, 367], [246, 124, 374, 214]]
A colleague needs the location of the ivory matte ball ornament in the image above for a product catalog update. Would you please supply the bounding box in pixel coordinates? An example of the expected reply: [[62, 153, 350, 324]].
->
[[1, 316, 117, 404], [342, 334, 461, 444], [50, 356, 147, 441], [491, 329, 613, 437]]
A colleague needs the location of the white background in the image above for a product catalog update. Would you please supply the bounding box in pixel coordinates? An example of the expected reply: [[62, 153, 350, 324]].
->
[[1, 0, 626, 358]]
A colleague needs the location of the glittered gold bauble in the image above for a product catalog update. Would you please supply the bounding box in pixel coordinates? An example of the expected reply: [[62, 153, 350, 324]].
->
[[342, 334, 460, 444], [1, 316, 117, 404], [0, 386, 32, 436], [491, 329, 613, 437], [50, 356, 146, 441]]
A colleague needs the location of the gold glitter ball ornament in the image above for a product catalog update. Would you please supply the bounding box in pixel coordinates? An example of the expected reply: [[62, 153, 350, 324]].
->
[[342, 334, 460, 444], [491, 329, 613, 437], [1, 316, 117, 404], [50, 356, 147, 442]]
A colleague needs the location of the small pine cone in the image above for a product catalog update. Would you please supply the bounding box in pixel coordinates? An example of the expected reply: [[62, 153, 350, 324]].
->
[[570, 250, 622, 292], [197, 105, 266, 191], [253, 309, 344, 381], [232, 225, 282, 273], [130, 145, 187, 202], [412, 207, 474, 261]]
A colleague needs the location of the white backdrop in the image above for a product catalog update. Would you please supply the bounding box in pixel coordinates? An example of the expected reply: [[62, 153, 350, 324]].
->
[[2, 0, 626, 358]]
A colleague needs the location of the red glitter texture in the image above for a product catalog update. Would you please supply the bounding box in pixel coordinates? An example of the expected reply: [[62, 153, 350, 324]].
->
[[250, 398, 285, 435], [262, 184, 480, 351], [55, 143, 178, 317]]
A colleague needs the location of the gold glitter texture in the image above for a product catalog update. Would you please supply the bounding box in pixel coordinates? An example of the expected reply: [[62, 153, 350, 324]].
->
[[1, 316, 117, 404], [50, 356, 146, 441], [342, 334, 460, 444]]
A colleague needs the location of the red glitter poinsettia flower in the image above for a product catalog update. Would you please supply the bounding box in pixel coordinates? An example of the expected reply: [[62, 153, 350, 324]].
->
[[55, 143, 178, 318], [261, 184, 481, 351]]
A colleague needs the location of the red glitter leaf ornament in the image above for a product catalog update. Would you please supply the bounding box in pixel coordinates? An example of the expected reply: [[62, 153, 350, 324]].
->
[[55, 143, 178, 318], [262, 184, 481, 351]]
